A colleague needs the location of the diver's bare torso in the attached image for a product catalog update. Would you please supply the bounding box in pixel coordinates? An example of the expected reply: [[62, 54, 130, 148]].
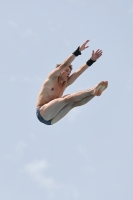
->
[[36, 76, 67, 108]]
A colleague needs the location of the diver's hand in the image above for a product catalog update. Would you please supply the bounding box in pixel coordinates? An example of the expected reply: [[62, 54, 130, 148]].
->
[[79, 40, 90, 52], [91, 49, 103, 61]]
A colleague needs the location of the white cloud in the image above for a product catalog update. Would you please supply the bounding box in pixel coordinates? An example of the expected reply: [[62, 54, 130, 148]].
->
[[24, 159, 80, 198], [25, 160, 49, 175], [24, 160, 62, 190]]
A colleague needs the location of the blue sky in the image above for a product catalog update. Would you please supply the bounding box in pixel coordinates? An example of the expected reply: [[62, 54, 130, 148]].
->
[[0, 0, 133, 200]]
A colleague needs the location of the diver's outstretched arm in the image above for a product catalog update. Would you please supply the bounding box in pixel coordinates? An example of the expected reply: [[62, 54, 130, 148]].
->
[[49, 40, 90, 78], [66, 49, 103, 86], [76, 49, 103, 75], [63, 40, 90, 66]]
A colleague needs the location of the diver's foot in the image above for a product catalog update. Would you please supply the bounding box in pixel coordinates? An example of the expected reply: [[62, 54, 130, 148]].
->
[[93, 81, 108, 96]]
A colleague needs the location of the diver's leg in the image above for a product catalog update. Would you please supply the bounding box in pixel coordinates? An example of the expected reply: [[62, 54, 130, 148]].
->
[[40, 88, 94, 121], [40, 81, 108, 121], [51, 95, 94, 124]]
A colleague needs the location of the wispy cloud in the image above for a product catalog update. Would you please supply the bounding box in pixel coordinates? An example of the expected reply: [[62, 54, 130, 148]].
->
[[24, 159, 62, 190], [24, 159, 80, 198], [25, 160, 49, 176]]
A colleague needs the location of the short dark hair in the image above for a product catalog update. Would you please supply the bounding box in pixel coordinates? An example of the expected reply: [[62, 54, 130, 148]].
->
[[56, 64, 73, 71]]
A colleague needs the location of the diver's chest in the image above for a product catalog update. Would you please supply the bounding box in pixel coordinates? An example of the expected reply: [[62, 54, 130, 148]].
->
[[51, 86, 65, 96], [51, 83, 66, 97]]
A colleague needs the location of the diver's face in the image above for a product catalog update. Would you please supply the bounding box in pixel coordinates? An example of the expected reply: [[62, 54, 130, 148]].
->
[[61, 67, 71, 80]]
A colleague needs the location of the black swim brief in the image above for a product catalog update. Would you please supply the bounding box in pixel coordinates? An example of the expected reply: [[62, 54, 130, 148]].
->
[[36, 106, 52, 125]]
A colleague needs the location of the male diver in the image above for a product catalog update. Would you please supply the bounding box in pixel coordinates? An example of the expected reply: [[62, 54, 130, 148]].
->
[[36, 40, 108, 125]]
